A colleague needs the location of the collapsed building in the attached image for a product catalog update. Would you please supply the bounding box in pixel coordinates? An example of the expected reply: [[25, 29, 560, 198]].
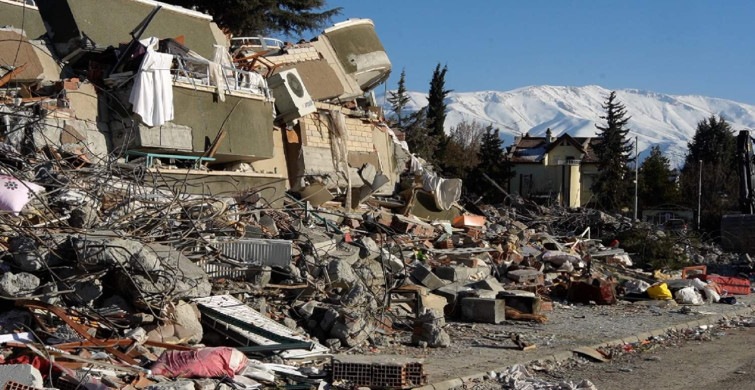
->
[[0, 1, 752, 390]]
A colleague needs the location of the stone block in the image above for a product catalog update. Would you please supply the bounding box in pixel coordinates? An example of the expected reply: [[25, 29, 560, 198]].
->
[[461, 297, 506, 324], [411, 265, 446, 290]]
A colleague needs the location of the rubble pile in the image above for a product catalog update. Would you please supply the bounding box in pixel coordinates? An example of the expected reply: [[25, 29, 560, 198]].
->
[[0, 1, 751, 389]]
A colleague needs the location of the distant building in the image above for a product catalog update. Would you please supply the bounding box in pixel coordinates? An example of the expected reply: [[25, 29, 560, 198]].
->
[[507, 128, 601, 207], [641, 204, 694, 226]]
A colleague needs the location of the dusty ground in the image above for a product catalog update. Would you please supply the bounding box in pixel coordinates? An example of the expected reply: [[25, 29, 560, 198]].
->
[[537, 325, 755, 390], [335, 295, 755, 383]]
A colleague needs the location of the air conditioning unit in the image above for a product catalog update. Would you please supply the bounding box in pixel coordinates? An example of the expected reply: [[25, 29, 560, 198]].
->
[[267, 69, 316, 123]]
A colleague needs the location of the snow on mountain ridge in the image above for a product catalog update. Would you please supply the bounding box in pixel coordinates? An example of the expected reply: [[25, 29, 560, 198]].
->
[[385, 85, 755, 168]]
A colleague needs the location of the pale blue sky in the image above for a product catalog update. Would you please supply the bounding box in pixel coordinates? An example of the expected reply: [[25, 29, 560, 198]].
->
[[324, 0, 755, 104]]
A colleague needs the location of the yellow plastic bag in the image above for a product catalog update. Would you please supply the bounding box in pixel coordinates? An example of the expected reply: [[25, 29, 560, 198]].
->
[[647, 283, 673, 300]]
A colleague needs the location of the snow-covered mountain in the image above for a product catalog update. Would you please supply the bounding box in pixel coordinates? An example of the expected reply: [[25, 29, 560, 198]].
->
[[384, 85, 755, 168]]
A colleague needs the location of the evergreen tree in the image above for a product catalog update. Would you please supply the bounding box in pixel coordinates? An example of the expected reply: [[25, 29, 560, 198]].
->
[[679, 115, 737, 232], [426, 64, 450, 161], [387, 69, 411, 129], [592, 91, 634, 213], [404, 109, 438, 163], [469, 125, 510, 199], [638, 145, 679, 209], [162, 0, 341, 36]]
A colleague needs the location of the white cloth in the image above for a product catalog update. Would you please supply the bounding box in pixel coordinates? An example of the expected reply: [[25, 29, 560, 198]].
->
[[209, 45, 234, 102], [129, 38, 174, 127]]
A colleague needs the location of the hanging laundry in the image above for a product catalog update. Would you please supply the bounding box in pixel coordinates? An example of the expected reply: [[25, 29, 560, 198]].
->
[[129, 37, 175, 127]]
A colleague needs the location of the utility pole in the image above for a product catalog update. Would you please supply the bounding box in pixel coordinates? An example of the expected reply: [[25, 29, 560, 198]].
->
[[633, 136, 638, 221], [698, 160, 703, 230]]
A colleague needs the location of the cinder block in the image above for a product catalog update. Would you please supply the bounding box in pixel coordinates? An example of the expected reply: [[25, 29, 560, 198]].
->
[[497, 291, 542, 314], [461, 297, 506, 324], [435, 282, 473, 316], [411, 265, 446, 290]]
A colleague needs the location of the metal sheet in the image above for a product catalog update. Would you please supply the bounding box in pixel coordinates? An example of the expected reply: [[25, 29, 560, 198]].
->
[[194, 295, 329, 359], [212, 238, 292, 268]]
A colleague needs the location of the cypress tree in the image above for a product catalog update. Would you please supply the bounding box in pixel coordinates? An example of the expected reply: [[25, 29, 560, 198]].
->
[[387, 69, 411, 129], [426, 64, 450, 161]]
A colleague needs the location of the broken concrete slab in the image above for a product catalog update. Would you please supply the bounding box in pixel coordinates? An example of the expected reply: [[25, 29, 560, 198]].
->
[[467, 276, 505, 293], [434, 265, 490, 283], [327, 258, 359, 288], [0, 364, 43, 389], [8, 234, 68, 272], [118, 244, 211, 301], [358, 237, 381, 260], [380, 248, 405, 273], [71, 234, 161, 272], [359, 163, 377, 186], [506, 268, 543, 284]]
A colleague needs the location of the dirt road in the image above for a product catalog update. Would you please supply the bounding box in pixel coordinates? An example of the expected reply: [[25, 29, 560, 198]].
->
[[541, 325, 755, 389]]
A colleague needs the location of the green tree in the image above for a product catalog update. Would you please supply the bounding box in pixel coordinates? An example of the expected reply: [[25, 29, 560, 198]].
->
[[468, 125, 510, 200], [387, 69, 411, 129], [638, 145, 679, 209], [679, 115, 737, 232], [443, 120, 485, 180], [426, 64, 450, 161], [592, 91, 634, 213], [162, 0, 341, 36], [404, 108, 438, 163]]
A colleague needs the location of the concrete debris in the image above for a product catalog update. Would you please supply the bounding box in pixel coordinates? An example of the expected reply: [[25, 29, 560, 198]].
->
[[411, 310, 451, 348], [0, 272, 40, 297], [0, 2, 748, 390], [0, 364, 43, 389]]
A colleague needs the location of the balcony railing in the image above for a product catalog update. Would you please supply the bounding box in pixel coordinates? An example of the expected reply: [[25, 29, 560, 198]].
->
[[171, 55, 270, 99]]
